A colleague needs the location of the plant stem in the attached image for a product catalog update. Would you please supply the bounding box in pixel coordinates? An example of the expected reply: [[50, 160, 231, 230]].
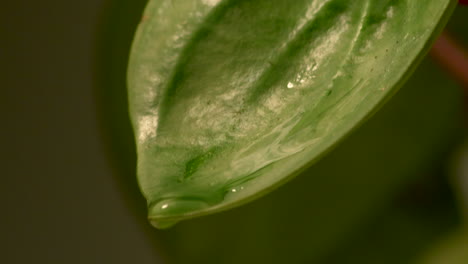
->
[[430, 32, 468, 90]]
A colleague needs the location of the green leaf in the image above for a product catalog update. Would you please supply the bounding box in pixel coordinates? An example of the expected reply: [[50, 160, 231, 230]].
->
[[127, 0, 456, 228], [152, 57, 464, 264]]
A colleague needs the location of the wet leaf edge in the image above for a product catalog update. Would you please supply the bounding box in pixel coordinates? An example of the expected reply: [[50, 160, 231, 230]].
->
[[131, 0, 459, 226]]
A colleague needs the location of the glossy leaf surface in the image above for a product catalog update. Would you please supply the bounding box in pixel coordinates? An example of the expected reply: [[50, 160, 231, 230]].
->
[[153, 58, 464, 264], [128, 0, 455, 227]]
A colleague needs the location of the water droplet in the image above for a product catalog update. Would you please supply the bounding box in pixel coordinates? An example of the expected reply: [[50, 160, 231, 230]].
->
[[148, 198, 209, 229], [231, 188, 237, 193]]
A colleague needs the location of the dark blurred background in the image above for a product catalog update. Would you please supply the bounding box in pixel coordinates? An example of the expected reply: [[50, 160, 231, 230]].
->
[[1, 1, 467, 264], [1, 0, 160, 263]]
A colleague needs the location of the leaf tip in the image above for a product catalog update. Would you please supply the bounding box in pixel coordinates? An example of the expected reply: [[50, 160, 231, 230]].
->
[[147, 197, 210, 229]]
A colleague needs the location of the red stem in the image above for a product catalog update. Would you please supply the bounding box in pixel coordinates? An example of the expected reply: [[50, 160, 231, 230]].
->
[[430, 32, 468, 90]]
